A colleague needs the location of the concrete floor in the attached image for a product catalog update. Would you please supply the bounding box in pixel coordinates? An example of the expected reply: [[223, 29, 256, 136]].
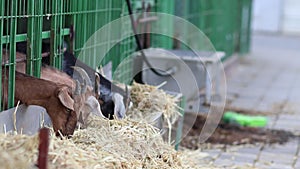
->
[[197, 33, 300, 169]]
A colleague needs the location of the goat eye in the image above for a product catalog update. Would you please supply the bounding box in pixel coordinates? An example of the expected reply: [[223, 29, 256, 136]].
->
[[66, 108, 72, 114]]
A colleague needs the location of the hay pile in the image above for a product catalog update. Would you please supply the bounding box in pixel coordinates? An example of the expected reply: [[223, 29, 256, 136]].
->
[[0, 134, 38, 169], [0, 82, 212, 168], [129, 82, 181, 120], [128, 82, 181, 129], [0, 117, 202, 169]]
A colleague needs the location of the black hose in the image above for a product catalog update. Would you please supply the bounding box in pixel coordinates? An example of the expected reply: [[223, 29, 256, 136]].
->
[[125, 0, 174, 77]]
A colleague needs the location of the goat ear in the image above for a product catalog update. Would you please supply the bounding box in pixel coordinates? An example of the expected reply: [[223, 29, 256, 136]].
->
[[58, 88, 74, 111]]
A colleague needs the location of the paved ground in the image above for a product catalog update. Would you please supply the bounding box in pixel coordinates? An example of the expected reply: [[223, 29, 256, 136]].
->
[[198, 34, 300, 168]]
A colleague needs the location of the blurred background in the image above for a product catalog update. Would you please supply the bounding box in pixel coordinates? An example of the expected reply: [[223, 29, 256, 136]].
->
[[252, 0, 300, 35]]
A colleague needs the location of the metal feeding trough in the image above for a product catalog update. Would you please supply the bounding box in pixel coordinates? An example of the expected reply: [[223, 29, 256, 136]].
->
[[0, 104, 52, 135], [134, 48, 225, 113]]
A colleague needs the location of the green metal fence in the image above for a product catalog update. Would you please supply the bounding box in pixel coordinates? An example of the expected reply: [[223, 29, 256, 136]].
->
[[128, 0, 252, 58], [71, 0, 124, 70], [0, 0, 127, 111], [1, 0, 72, 110], [175, 0, 252, 59], [151, 0, 175, 49], [111, 2, 136, 84]]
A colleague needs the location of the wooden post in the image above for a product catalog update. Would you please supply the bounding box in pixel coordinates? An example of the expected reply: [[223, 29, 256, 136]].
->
[[37, 128, 49, 169]]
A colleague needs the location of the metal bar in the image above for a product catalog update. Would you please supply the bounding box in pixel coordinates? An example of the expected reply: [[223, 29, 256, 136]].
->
[[74, 0, 81, 57], [26, 0, 34, 75], [246, 0, 252, 53], [50, 0, 58, 67], [8, 0, 18, 108], [92, 0, 99, 68], [175, 96, 185, 150], [57, 0, 63, 69], [70, 1, 78, 56], [182, 0, 190, 50], [239, 0, 252, 54], [106, 0, 112, 71], [33, 0, 44, 77], [69, 0, 76, 53], [98, 0, 106, 66], [53, 0, 61, 69], [87, 0, 93, 67], [0, 0, 4, 110], [152, 0, 174, 49], [81, 0, 87, 61], [0, 29, 70, 44], [138, 16, 158, 23], [0, 7, 122, 19], [45, 0, 48, 14]]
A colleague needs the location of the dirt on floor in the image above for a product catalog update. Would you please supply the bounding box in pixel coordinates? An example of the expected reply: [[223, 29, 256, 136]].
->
[[181, 114, 296, 150]]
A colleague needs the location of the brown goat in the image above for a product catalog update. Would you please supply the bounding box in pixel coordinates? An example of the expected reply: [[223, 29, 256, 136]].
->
[[40, 65, 102, 127], [2, 69, 77, 136], [16, 62, 102, 127]]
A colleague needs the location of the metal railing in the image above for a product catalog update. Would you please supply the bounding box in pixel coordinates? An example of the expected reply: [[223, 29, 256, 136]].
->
[[0, 0, 126, 111]]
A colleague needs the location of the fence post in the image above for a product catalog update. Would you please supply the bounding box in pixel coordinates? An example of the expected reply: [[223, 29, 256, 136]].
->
[[26, 0, 34, 75], [239, 0, 252, 55], [26, 0, 43, 77], [175, 96, 185, 150], [34, 0, 43, 77], [8, 0, 18, 108], [50, 0, 63, 69], [0, 0, 4, 110]]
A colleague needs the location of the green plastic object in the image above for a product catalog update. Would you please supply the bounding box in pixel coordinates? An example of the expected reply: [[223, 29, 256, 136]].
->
[[222, 111, 268, 127]]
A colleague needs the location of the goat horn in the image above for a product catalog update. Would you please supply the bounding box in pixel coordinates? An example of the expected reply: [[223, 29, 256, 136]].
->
[[81, 79, 87, 94], [95, 73, 100, 97], [78, 111, 85, 125], [71, 66, 93, 87], [74, 80, 81, 95], [125, 85, 130, 110]]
